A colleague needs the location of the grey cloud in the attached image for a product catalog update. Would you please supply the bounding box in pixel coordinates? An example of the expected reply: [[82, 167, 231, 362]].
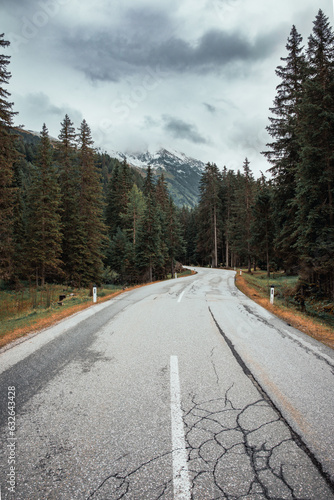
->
[[204, 103, 217, 113], [27, 92, 64, 115], [123, 7, 174, 40], [162, 115, 207, 144], [15, 92, 82, 129], [61, 23, 285, 82]]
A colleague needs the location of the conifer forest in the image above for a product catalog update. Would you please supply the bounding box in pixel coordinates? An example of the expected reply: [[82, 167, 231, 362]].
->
[[1, 10, 334, 300]]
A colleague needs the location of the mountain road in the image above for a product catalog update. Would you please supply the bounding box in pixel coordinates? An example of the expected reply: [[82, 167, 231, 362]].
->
[[0, 267, 334, 499]]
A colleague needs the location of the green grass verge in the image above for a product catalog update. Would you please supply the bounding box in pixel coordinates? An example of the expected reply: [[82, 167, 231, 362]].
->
[[240, 270, 334, 329]]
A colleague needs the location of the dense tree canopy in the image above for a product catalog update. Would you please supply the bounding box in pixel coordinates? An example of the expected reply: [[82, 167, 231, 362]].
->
[[0, 34, 17, 280]]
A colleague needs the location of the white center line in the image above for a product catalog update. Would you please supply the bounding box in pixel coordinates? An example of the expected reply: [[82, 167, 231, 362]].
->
[[170, 355, 191, 500], [177, 291, 185, 303]]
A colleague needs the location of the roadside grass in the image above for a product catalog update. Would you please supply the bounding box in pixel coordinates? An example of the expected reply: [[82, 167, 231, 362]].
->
[[236, 270, 334, 350], [0, 268, 196, 350], [0, 285, 123, 349], [167, 268, 194, 279]]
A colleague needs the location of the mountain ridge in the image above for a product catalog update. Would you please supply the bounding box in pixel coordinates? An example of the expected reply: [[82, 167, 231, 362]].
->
[[111, 148, 205, 207], [15, 128, 204, 208]]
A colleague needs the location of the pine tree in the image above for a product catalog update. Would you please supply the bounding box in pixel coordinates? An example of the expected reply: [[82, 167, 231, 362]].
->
[[117, 184, 146, 281], [77, 119, 106, 286], [57, 114, 84, 284], [120, 184, 146, 246], [25, 124, 63, 286], [136, 166, 162, 281], [105, 161, 121, 236], [166, 196, 184, 276], [0, 34, 17, 280], [228, 160, 255, 271], [262, 25, 306, 273], [243, 158, 254, 272], [106, 228, 132, 282], [155, 173, 170, 278], [179, 206, 198, 265], [197, 163, 222, 267], [250, 175, 274, 276], [105, 158, 132, 237], [221, 167, 236, 268], [11, 156, 29, 280], [295, 10, 334, 297]]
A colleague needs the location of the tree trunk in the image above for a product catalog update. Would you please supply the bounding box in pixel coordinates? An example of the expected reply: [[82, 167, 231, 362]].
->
[[328, 180, 333, 226], [149, 258, 152, 282], [213, 206, 218, 267]]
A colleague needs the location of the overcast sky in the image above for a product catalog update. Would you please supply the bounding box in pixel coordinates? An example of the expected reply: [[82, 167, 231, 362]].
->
[[1, 0, 333, 176]]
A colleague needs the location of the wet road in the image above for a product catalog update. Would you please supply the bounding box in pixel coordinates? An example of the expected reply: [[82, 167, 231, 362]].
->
[[0, 267, 334, 499]]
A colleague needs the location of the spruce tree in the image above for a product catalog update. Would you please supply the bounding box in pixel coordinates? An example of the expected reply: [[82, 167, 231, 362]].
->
[[243, 158, 253, 272], [118, 184, 146, 281], [57, 114, 84, 284], [106, 228, 132, 282], [120, 184, 146, 246], [0, 34, 17, 280], [295, 10, 334, 296], [105, 161, 121, 237], [229, 162, 255, 270], [105, 158, 132, 237], [250, 175, 274, 276], [11, 155, 29, 280], [77, 119, 105, 286], [166, 196, 184, 276], [179, 206, 198, 265], [221, 167, 236, 268], [25, 124, 63, 286], [136, 166, 162, 281], [155, 173, 170, 277], [262, 25, 306, 273], [197, 163, 222, 267]]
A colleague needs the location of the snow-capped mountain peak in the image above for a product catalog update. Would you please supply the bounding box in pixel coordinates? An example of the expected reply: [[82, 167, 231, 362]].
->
[[109, 147, 205, 207]]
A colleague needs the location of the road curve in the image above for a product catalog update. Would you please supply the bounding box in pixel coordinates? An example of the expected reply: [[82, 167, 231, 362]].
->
[[0, 267, 334, 499]]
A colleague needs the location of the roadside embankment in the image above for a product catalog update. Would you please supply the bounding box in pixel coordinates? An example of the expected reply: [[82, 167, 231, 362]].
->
[[235, 271, 334, 350]]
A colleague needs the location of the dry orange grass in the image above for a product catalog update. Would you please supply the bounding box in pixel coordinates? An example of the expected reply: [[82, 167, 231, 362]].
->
[[236, 274, 334, 350]]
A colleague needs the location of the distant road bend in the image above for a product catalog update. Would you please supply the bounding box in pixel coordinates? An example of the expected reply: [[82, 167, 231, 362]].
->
[[1, 267, 334, 499]]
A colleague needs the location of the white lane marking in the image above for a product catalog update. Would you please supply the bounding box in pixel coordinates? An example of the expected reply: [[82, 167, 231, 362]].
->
[[170, 355, 191, 500], [177, 279, 198, 303]]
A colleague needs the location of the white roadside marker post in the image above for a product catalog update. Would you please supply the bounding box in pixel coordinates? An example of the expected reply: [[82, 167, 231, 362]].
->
[[270, 285, 275, 305], [93, 286, 97, 303]]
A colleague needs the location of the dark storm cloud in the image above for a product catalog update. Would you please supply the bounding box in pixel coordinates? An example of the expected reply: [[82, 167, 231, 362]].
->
[[162, 116, 207, 144], [61, 23, 284, 82], [122, 6, 174, 39]]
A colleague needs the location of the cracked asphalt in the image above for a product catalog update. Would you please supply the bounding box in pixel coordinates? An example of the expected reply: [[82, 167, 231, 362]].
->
[[0, 267, 334, 499]]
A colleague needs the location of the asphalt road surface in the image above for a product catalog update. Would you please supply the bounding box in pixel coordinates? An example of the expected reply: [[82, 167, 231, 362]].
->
[[1, 267, 334, 500]]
